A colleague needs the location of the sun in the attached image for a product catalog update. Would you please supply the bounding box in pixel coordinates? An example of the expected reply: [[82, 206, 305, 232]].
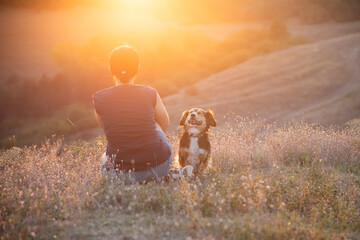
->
[[124, 0, 153, 8], [98, 0, 164, 30], [106, 0, 157, 13]]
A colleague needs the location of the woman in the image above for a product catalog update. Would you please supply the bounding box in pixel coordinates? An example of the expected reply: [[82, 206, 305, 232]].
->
[[93, 46, 172, 183]]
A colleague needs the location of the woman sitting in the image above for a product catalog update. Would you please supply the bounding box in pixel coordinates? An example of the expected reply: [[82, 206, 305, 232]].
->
[[93, 46, 172, 183]]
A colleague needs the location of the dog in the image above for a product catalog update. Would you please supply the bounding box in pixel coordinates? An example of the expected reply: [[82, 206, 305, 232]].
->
[[178, 108, 216, 175]]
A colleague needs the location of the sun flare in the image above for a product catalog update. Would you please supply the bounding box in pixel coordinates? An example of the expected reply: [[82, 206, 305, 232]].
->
[[106, 0, 159, 13]]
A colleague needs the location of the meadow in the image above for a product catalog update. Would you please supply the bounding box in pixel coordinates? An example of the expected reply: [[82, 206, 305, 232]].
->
[[1, 118, 359, 239]]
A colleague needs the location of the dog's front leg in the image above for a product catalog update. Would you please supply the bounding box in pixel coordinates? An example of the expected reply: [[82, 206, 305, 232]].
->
[[196, 153, 210, 173], [179, 148, 189, 167]]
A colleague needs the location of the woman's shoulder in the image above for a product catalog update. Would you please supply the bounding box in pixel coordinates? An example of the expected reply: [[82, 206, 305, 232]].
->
[[94, 86, 116, 97], [93, 85, 158, 102], [135, 84, 156, 91], [133, 84, 158, 95], [134, 85, 158, 106]]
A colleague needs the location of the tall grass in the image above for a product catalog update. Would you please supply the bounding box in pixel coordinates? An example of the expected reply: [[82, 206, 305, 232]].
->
[[213, 118, 360, 171], [1, 119, 359, 239]]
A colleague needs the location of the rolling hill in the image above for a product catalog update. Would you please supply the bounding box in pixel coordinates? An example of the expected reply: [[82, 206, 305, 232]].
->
[[164, 32, 360, 129]]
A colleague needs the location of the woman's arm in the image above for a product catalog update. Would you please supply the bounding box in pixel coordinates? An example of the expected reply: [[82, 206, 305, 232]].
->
[[154, 92, 170, 132], [94, 109, 104, 129]]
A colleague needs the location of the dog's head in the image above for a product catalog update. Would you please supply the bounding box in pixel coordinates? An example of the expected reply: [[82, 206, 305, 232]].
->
[[179, 108, 216, 135]]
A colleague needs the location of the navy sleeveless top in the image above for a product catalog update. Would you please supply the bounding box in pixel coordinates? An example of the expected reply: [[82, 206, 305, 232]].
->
[[93, 84, 171, 172]]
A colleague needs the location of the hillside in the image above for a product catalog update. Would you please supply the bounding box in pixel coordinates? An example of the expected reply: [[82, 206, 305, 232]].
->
[[164, 32, 360, 129]]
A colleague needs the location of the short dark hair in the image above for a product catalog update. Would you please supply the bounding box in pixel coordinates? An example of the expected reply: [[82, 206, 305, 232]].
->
[[109, 46, 139, 83]]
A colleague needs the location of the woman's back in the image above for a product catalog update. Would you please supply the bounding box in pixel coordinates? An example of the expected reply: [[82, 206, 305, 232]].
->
[[93, 84, 170, 171]]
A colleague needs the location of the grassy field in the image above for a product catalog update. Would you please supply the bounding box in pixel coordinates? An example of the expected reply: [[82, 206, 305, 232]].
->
[[1, 118, 360, 239]]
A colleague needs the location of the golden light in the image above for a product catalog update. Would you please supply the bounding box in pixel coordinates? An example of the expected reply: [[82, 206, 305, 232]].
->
[[123, 0, 154, 10], [98, 0, 165, 30], [104, 0, 159, 13]]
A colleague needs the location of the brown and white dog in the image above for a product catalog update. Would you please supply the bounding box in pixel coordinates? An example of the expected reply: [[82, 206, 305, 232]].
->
[[178, 108, 216, 175]]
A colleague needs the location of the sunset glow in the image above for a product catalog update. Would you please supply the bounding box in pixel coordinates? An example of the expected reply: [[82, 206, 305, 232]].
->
[[1, 0, 360, 239], [104, 0, 161, 14], [122, 0, 155, 9]]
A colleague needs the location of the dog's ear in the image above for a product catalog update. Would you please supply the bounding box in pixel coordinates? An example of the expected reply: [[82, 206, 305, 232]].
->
[[180, 110, 189, 126], [206, 110, 216, 127]]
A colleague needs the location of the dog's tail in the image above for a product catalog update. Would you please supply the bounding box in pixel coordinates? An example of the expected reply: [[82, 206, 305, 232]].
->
[[180, 165, 194, 177], [168, 165, 194, 180]]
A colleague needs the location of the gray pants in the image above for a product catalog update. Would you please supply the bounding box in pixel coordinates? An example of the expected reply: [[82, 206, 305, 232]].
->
[[101, 152, 173, 183]]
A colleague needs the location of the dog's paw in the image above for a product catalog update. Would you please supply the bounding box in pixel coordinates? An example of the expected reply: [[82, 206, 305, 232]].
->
[[168, 168, 182, 180], [208, 166, 218, 172], [168, 166, 194, 180]]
